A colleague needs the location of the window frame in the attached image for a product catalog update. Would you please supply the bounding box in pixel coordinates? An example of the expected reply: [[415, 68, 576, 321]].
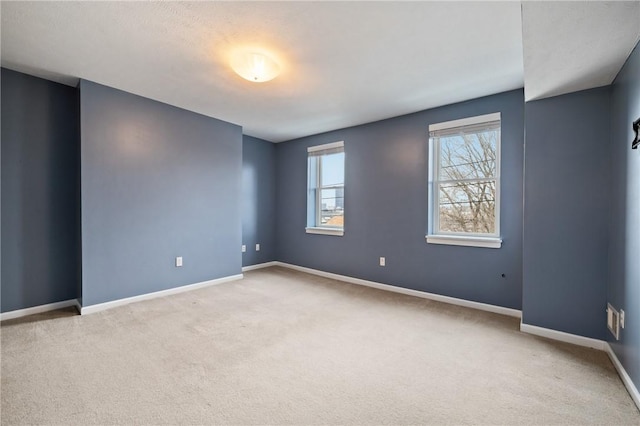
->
[[306, 141, 345, 236], [427, 113, 502, 249]]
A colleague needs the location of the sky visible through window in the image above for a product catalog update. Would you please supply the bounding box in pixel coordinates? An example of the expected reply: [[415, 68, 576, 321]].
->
[[321, 152, 344, 187], [320, 152, 344, 225]]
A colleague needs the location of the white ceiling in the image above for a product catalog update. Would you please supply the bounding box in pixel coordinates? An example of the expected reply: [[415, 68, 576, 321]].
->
[[522, 1, 640, 101], [1, 1, 638, 143]]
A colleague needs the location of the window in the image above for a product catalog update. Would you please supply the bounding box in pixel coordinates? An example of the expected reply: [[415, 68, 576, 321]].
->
[[427, 113, 502, 248], [306, 141, 345, 236]]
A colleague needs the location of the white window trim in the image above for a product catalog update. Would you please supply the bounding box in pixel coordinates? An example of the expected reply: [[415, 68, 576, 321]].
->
[[428, 113, 501, 248], [426, 234, 502, 249], [307, 141, 345, 236], [307, 140, 344, 153], [429, 112, 500, 132], [306, 227, 344, 236]]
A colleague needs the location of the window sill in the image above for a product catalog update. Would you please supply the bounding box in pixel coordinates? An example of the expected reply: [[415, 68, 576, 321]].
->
[[306, 227, 344, 236], [426, 234, 502, 249]]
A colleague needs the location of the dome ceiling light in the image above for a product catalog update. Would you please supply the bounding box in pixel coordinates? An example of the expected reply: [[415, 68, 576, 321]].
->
[[230, 51, 280, 83]]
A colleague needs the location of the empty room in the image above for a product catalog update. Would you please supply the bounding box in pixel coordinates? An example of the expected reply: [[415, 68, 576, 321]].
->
[[1, 1, 639, 424]]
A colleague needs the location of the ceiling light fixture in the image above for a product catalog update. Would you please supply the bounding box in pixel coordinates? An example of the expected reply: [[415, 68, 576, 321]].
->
[[231, 51, 280, 83]]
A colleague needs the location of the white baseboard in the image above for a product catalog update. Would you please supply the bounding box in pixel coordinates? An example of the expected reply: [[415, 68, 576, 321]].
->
[[274, 262, 522, 318], [519, 322, 606, 350], [242, 261, 278, 272], [80, 274, 244, 315], [605, 343, 640, 410], [0, 299, 79, 321]]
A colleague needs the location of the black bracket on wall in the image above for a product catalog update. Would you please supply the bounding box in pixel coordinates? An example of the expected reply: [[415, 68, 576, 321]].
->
[[633, 117, 640, 150]]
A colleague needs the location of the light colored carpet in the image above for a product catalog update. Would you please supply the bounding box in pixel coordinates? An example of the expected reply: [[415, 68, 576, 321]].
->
[[1, 266, 638, 425]]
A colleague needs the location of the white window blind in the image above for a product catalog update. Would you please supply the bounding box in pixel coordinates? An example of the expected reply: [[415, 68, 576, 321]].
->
[[307, 141, 344, 156]]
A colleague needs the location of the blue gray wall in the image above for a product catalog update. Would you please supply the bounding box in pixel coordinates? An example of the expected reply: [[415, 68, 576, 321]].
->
[[3, 56, 638, 401], [1, 68, 80, 312], [522, 87, 611, 339], [608, 41, 640, 388], [275, 90, 524, 309], [242, 135, 276, 267], [79, 80, 242, 307]]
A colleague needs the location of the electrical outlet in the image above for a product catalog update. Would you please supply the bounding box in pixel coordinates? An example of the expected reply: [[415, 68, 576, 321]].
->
[[256, 244, 260, 251], [620, 309, 625, 329], [175, 256, 183, 267], [379, 257, 386, 267], [241, 245, 246, 253]]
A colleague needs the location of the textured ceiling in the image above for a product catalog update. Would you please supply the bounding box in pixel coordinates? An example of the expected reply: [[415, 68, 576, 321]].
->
[[1, 2, 638, 142], [522, 1, 640, 101]]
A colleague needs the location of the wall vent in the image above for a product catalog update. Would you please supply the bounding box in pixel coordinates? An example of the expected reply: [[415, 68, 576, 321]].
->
[[607, 303, 620, 340]]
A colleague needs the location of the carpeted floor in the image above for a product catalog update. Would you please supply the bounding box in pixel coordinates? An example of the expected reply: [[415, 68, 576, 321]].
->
[[1, 266, 639, 425]]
